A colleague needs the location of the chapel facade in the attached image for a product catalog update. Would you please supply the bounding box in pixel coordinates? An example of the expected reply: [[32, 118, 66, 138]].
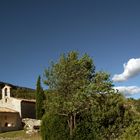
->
[[0, 85, 36, 132]]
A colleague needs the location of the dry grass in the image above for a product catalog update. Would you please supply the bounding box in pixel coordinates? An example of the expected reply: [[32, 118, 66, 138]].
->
[[0, 130, 41, 140]]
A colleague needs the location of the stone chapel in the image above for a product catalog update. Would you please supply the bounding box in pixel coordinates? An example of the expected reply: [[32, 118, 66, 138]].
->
[[0, 85, 36, 132]]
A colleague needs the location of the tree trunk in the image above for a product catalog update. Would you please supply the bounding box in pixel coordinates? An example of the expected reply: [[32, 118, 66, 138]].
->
[[70, 115, 73, 137], [68, 114, 76, 138], [74, 113, 76, 130]]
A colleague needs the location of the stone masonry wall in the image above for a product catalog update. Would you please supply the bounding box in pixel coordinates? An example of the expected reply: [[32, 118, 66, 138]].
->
[[0, 98, 22, 117]]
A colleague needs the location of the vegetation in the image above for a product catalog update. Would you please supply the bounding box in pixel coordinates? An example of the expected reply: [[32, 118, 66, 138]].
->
[[0, 51, 140, 140], [11, 88, 35, 99], [0, 130, 41, 140], [40, 51, 140, 140], [43, 51, 96, 138], [0, 82, 36, 100], [36, 75, 45, 119], [118, 120, 140, 140]]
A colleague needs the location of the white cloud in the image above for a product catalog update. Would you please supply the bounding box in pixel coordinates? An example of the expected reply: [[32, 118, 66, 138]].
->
[[112, 58, 140, 82], [114, 86, 140, 96]]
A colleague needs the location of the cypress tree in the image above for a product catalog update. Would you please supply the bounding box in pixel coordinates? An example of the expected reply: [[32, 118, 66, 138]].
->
[[36, 75, 45, 119]]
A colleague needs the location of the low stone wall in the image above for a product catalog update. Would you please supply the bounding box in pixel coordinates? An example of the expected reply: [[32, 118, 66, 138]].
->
[[22, 118, 41, 134]]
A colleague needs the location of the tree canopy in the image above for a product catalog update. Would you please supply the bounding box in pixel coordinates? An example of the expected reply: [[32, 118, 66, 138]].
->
[[41, 51, 140, 140]]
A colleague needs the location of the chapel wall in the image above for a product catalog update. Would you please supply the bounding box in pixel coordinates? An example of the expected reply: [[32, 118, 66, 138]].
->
[[0, 98, 22, 116], [0, 112, 21, 132], [21, 101, 36, 119]]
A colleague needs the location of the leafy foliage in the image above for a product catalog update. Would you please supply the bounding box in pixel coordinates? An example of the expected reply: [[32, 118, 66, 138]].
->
[[91, 92, 134, 140], [41, 51, 140, 140], [11, 88, 35, 99], [119, 120, 140, 139], [128, 98, 140, 113], [43, 51, 96, 137], [0, 82, 35, 100], [41, 113, 69, 140]]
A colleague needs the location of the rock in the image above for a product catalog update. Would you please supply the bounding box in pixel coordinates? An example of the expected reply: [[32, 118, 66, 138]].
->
[[22, 118, 41, 134]]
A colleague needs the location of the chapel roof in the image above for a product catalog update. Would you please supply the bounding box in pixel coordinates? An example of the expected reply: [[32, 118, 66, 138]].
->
[[0, 107, 18, 113], [9, 97, 36, 103]]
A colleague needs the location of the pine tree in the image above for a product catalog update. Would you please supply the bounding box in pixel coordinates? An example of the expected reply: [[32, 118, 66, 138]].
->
[[36, 75, 45, 119], [43, 51, 96, 138]]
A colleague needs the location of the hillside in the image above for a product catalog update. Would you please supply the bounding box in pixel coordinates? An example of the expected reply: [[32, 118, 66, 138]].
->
[[0, 81, 36, 99]]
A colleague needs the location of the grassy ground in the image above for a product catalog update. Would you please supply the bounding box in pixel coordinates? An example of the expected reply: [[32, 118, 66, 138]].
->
[[0, 130, 41, 140]]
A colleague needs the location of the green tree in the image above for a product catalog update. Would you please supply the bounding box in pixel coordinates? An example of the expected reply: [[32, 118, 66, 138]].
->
[[92, 71, 113, 93], [41, 51, 135, 140], [74, 75, 133, 140], [91, 92, 134, 140], [36, 76, 45, 119], [43, 51, 96, 138]]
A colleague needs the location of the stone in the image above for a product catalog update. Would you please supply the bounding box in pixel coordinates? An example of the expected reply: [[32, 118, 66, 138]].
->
[[22, 118, 41, 135]]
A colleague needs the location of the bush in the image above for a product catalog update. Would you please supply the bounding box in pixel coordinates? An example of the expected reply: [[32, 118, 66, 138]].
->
[[119, 120, 140, 140], [41, 113, 69, 140], [74, 110, 102, 140]]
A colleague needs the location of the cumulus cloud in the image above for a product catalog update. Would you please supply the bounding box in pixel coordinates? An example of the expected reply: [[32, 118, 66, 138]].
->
[[114, 86, 140, 96], [112, 58, 140, 82]]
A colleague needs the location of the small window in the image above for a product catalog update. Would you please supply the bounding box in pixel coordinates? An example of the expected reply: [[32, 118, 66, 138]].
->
[[5, 88, 7, 96]]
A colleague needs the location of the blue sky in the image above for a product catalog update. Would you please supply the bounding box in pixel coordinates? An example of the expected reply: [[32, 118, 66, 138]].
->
[[0, 0, 140, 98]]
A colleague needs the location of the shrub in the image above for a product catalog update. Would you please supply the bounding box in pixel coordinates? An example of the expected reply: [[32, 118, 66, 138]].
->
[[41, 113, 69, 140], [119, 120, 140, 140]]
